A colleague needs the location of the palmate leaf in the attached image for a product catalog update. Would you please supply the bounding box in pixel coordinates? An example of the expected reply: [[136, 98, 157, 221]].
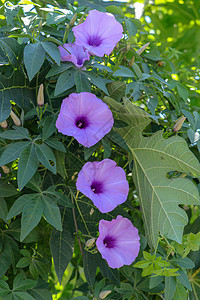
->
[[0, 68, 36, 122], [104, 97, 200, 248]]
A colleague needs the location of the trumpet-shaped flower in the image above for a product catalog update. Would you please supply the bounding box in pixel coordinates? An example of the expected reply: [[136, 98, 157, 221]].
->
[[76, 159, 129, 212], [96, 215, 140, 268], [73, 10, 123, 57], [56, 93, 114, 148], [58, 43, 90, 68]]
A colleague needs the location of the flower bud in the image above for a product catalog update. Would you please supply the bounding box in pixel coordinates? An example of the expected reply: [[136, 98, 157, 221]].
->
[[136, 42, 150, 55], [70, 13, 77, 26], [126, 43, 131, 52], [85, 238, 95, 248], [78, 15, 84, 25], [173, 116, 186, 132], [1, 165, 10, 174], [99, 290, 112, 299], [194, 131, 200, 143], [37, 84, 44, 106], [10, 110, 21, 126], [129, 55, 135, 67], [0, 120, 8, 129]]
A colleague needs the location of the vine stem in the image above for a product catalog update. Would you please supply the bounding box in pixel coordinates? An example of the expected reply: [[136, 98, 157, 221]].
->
[[71, 191, 83, 258]]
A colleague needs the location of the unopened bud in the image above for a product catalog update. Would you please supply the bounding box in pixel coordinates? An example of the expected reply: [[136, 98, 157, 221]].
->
[[126, 43, 130, 52], [173, 116, 186, 132], [10, 110, 21, 126], [99, 290, 112, 299], [85, 238, 95, 248], [1, 165, 10, 174], [70, 13, 77, 26], [38, 20, 43, 31], [136, 42, 150, 55], [0, 120, 8, 129], [78, 15, 84, 25], [129, 55, 135, 67], [37, 84, 44, 106]]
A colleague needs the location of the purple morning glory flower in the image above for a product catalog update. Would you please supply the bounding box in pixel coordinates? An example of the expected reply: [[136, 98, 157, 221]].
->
[[56, 93, 114, 148], [76, 159, 129, 212], [58, 43, 90, 68], [73, 10, 123, 57], [96, 215, 140, 268]]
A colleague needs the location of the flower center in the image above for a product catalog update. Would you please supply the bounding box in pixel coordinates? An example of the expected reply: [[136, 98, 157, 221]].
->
[[76, 117, 89, 129], [77, 58, 83, 65], [88, 36, 102, 47], [103, 236, 116, 248], [91, 181, 103, 194]]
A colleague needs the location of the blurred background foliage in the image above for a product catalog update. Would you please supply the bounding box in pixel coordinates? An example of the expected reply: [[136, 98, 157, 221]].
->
[[0, 0, 200, 299]]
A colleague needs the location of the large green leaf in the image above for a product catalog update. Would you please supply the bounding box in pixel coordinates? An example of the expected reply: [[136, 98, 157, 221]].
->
[[50, 207, 75, 283], [21, 195, 43, 241], [0, 37, 22, 66], [24, 43, 46, 81], [106, 97, 200, 248], [17, 144, 39, 191], [35, 143, 56, 174], [54, 71, 75, 96], [41, 41, 60, 66], [0, 141, 31, 166], [42, 195, 62, 231], [0, 69, 36, 122]]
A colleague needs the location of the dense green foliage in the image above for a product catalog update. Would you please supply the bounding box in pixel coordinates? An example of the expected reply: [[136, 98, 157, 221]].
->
[[0, 0, 200, 299]]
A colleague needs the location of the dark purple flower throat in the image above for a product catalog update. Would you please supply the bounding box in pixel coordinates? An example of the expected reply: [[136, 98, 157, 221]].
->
[[76, 116, 89, 129], [88, 36, 102, 47], [103, 236, 116, 248], [91, 181, 103, 194]]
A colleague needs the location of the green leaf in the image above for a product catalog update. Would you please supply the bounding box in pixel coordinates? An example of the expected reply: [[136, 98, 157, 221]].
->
[[0, 181, 18, 197], [50, 207, 75, 283], [177, 269, 192, 291], [173, 280, 187, 300], [45, 138, 66, 153], [41, 41, 61, 65], [106, 5, 124, 16], [7, 194, 40, 220], [29, 260, 48, 281], [54, 150, 66, 178], [177, 84, 189, 102], [125, 18, 138, 37], [0, 141, 31, 166], [171, 257, 195, 269], [74, 71, 91, 93], [165, 276, 176, 300], [0, 197, 8, 222], [110, 99, 200, 248], [12, 292, 35, 300], [0, 126, 30, 140], [20, 195, 43, 241], [42, 195, 62, 231], [113, 66, 135, 77], [0, 239, 12, 278], [0, 37, 22, 65], [54, 71, 75, 96], [24, 43, 46, 81], [0, 68, 36, 123], [85, 72, 108, 95], [28, 288, 53, 300], [102, 137, 111, 159], [46, 63, 73, 78], [42, 115, 57, 140], [18, 144, 39, 191], [107, 81, 126, 101], [16, 257, 31, 268], [35, 143, 56, 174], [44, 187, 73, 207], [13, 274, 36, 291]]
